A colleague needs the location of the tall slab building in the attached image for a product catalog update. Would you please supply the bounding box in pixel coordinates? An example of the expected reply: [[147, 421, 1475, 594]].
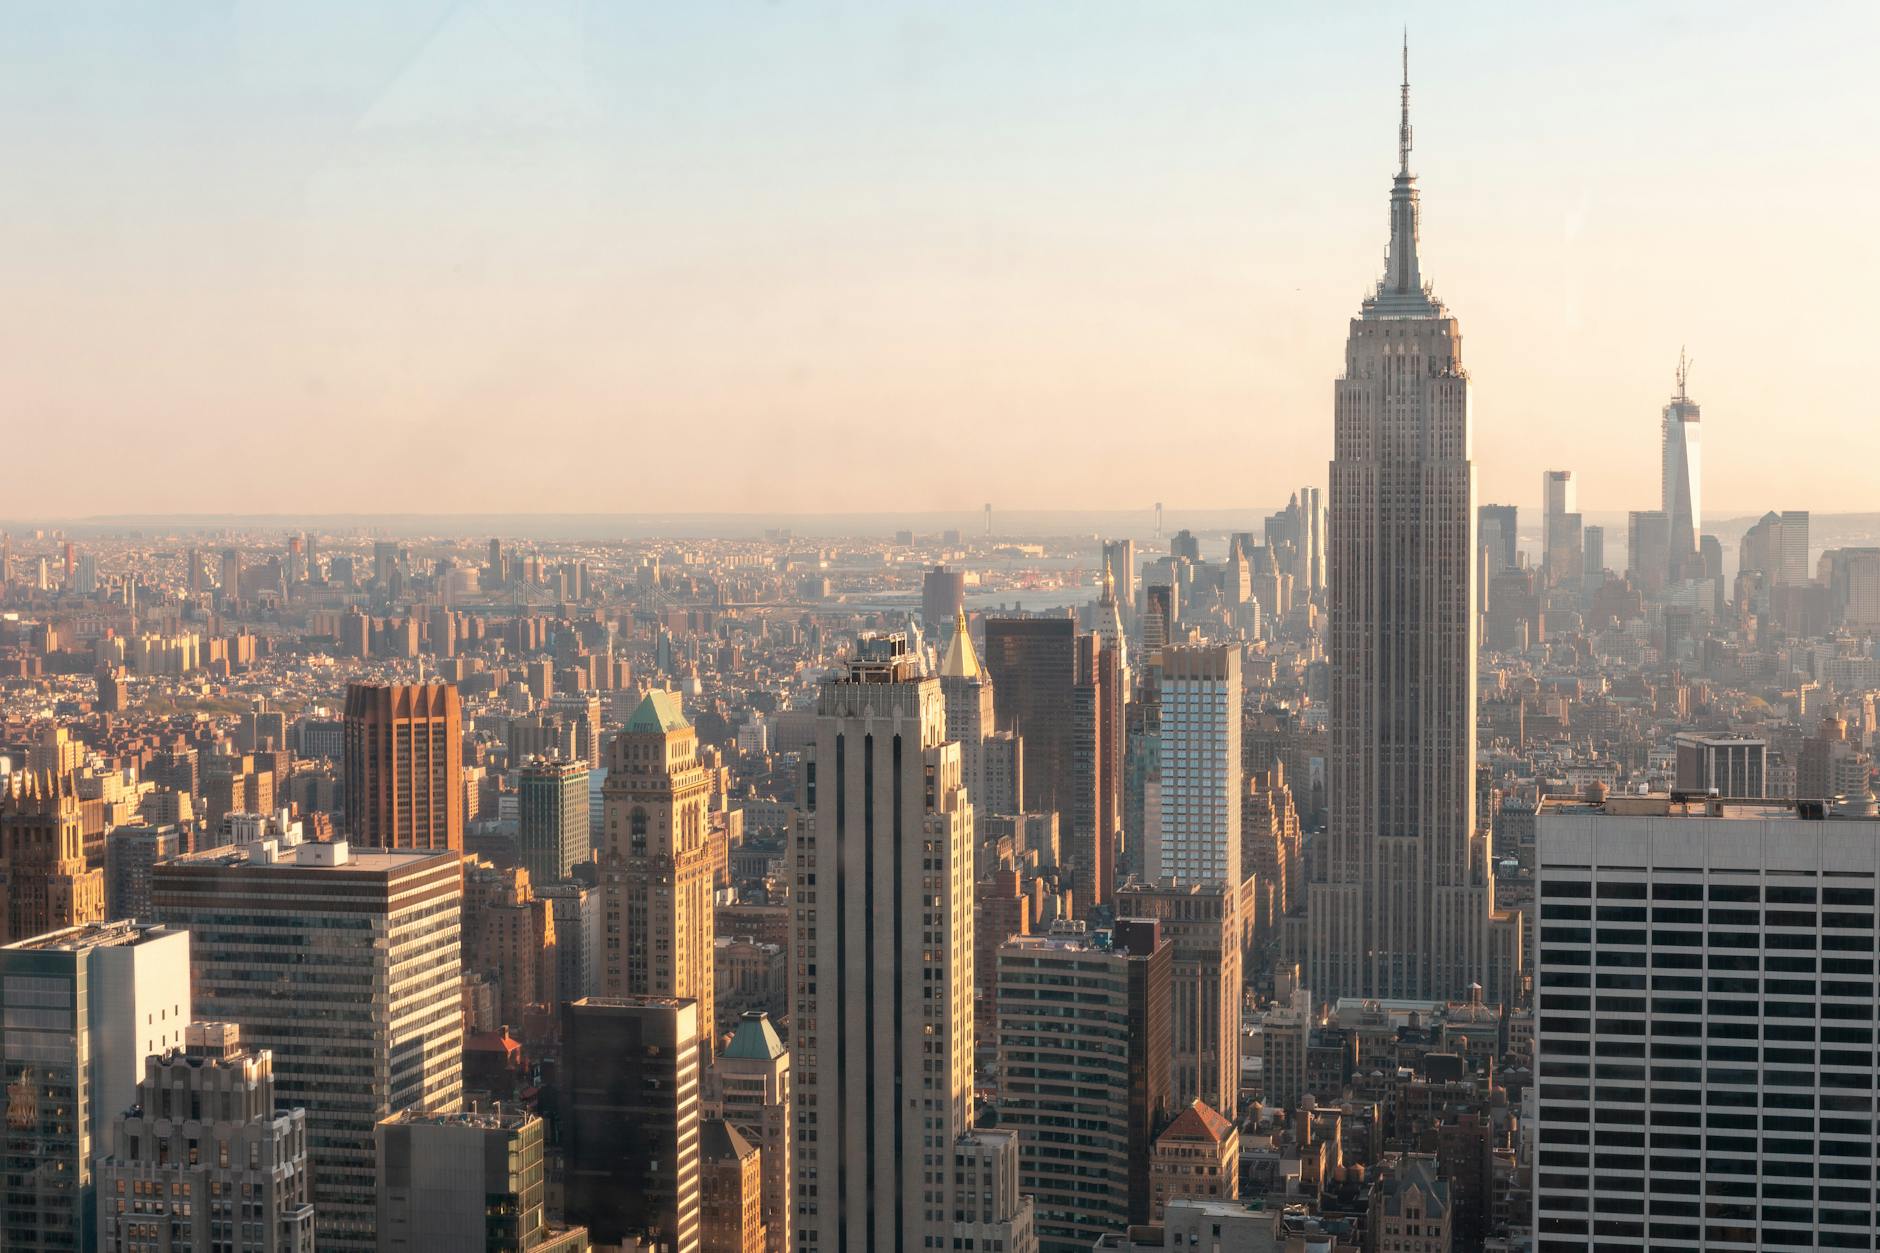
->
[[341, 682, 464, 851], [1308, 48, 1498, 1002], [792, 634, 975, 1250]]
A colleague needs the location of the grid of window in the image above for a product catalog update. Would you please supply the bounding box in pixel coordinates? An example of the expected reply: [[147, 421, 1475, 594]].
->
[[1535, 856, 1880, 1252]]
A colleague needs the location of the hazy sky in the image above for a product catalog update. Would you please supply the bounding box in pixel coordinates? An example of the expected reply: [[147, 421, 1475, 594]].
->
[[3, 2, 1875, 520]]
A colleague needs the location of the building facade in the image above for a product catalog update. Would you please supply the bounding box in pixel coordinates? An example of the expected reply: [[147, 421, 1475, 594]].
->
[[341, 682, 464, 851], [792, 634, 975, 1250], [601, 692, 715, 1059], [518, 756, 590, 888], [1534, 794, 1880, 1251], [561, 996, 702, 1253], [708, 1012, 791, 1253], [0, 921, 192, 1253], [152, 836, 463, 1253], [96, 1022, 315, 1253], [1146, 644, 1241, 884], [996, 922, 1170, 1252], [378, 1106, 586, 1253]]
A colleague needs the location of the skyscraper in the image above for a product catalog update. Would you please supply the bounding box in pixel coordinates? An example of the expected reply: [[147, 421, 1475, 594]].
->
[[601, 691, 715, 1059], [921, 565, 966, 638], [792, 634, 974, 1250], [1534, 793, 1880, 1251], [939, 609, 997, 822], [1308, 47, 1498, 1003], [984, 617, 1112, 909], [518, 755, 590, 887], [1626, 509, 1671, 595], [1661, 349, 1702, 579], [153, 834, 464, 1253], [1476, 503, 1518, 611], [342, 682, 464, 851], [1, 922, 191, 1253], [1, 769, 105, 944], [1112, 880, 1241, 1118], [562, 996, 702, 1253], [1144, 644, 1241, 884], [1102, 539, 1137, 615], [996, 919, 1170, 1250]]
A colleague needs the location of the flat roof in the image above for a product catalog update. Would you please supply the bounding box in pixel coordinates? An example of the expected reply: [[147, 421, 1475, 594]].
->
[[2, 920, 179, 953]]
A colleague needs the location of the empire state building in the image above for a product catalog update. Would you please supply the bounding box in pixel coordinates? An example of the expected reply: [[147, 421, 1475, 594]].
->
[[1307, 48, 1508, 1003]]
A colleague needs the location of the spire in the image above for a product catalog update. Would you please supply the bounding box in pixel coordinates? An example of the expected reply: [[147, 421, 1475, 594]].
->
[[1675, 346, 1690, 401], [939, 608, 981, 679], [1399, 29, 1412, 176], [1373, 33, 1432, 312]]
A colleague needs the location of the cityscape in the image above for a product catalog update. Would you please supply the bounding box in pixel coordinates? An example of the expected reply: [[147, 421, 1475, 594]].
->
[[6, 9, 1880, 1253]]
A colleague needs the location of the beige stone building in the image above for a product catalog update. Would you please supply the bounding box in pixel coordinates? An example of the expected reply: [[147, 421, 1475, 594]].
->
[[1148, 1099, 1239, 1221], [602, 691, 715, 1056]]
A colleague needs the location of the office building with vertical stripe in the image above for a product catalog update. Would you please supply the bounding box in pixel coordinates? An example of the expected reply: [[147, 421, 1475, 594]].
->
[[342, 682, 464, 851], [792, 633, 974, 1250]]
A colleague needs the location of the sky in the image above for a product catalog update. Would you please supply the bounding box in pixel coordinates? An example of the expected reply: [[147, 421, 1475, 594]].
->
[[2, 1, 1875, 521]]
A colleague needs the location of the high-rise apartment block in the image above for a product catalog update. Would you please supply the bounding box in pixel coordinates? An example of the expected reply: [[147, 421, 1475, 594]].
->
[[96, 1022, 315, 1253], [561, 996, 702, 1253], [1534, 793, 1880, 1251], [153, 835, 463, 1253], [0, 921, 192, 1253], [518, 755, 590, 887], [1144, 644, 1240, 883], [342, 682, 464, 851], [792, 634, 975, 1250], [601, 691, 715, 1058], [1309, 53, 1501, 1004]]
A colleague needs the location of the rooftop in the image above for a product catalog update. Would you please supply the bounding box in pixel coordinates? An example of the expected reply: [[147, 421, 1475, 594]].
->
[[169, 839, 456, 874], [624, 689, 690, 734], [1540, 793, 1878, 822], [722, 1010, 787, 1061], [1159, 1099, 1235, 1146], [380, 1103, 536, 1133], [3, 920, 179, 953]]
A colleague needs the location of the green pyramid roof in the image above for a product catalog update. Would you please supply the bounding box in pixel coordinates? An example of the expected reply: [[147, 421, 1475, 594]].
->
[[722, 1011, 786, 1061], [625, 689, 690, 734]]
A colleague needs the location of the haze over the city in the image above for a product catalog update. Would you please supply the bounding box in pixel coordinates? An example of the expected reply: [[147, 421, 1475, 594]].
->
[[4, 0, 1874, 517]]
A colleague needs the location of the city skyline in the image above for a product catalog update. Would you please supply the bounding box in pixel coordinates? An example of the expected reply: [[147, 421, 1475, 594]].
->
[[4, 4, 1876, 516], [5, 10, 1880, 1251]]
